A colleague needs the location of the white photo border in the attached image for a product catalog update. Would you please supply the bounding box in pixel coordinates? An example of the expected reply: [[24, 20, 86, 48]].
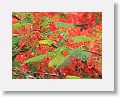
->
[[0, 0, 114, 91]]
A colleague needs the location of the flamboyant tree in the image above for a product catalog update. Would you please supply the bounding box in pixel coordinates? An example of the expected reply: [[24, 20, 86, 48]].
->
[[12, 12, 102, 79]]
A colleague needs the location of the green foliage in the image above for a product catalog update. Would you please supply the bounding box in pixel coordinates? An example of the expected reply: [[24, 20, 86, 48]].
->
[[72, 36, 94, 43], [25, 54, 47, 64], [94, 17, 100, 27], [12, 16, 31, 29], [38, 40, 54, 45], [29, 65, 37, 73], [66, 75, 81, 79], [92, 17, 100, 33], [49, 55, 64, 68], [55, 22, 74, 28], [57, 48, 90, 69], [12, 36, 24, 48], [12, 51, 18, 57], [23, 15, 32, 23], [48, 47, 68, 57], [69, 48, 90, 61], [12, 60, 21, 67], [40, 16, 51, 27], [56, 30, 68, 38], [25, 46, 90, 70], [25, 47, 68, 65], [12, 36, 24, 57]]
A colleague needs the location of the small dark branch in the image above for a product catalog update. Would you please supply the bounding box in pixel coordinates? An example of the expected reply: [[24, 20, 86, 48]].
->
[[51, 39, 68, 49], [44, 73, 59, 77], [12, 55, 17, 61], [57, 69, 64, 79], [84, 50, 102, 56], [74, 24, 88, 27], [81, 60, 87, 65], [51, 43, 59, 48], [12, 15, 21, 21], [64, 39, 68, 42]]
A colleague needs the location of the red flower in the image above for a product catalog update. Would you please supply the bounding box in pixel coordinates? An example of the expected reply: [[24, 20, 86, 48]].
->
[[33, 22, 39, 30], [58, 34, 64, 40], [81, 64, 85, 69], [49, 22, 57, 32], [33, 13, 41, 20], [39, 72, 44, 77], [19, 39, 25, 47], [30, 52, 35, 58], [62, 51, 69, 57], [18, 76, 23, 79], [15, 52, 27, 63], [41, 68, 46, 72], [20, 63, 30, 73]]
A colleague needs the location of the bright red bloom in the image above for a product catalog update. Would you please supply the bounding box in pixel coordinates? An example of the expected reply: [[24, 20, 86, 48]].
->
[[58, 34, 64, 40], [39, 72, 44, 77], [15, 52, 28, 63], [19, 39, 25, 47], [49, 22, 57, 32], [20, 63, 30, 73], [30, 52, 35, 58], [33, 22, 40, 30], [33, 13, 41, 20]]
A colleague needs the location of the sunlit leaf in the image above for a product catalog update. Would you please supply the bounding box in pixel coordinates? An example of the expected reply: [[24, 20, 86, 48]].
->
[[55, 22, 74, 28], [38, 40, 54, 45], [66, 76, 81, 79], [72, 36, 94, 43]]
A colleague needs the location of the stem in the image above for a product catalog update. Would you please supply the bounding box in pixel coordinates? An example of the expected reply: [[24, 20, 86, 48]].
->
[[74, 24, 87, 27], [44, 73, 59, 77], [51, 43, 59, 48], [12, 15, 21, 21], [84, 50, 102, 56], [57, 69, 64, 79]]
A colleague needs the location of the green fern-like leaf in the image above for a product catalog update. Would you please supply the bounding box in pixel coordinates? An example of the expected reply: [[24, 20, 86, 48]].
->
[[66, 75, 81, 79], [38, 40, 54, 45], [12, 36, 24, 48], [68, 48, 90, 61], [57, 48, 90, 69], [25, 47, 68, 64], [55, 22, 74, 28], [72, 36, 94, 43], [69, 48, 90, 61], [12, 60, 21, 67], [94, 17, 100, 27], [49, 55, 64, 68], [12, 51, 18, 57], [25, 54, 47, 63]]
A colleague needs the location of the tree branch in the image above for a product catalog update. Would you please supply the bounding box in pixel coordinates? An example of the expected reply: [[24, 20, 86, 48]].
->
[[57, 69, 64, 79], [74, 24, 88, 27], [12, 15, 21, 21], [84, 50, 102, 56]]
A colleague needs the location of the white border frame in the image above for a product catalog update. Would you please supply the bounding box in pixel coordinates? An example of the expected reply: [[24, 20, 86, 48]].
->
[[0, 0, 114, 91]]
